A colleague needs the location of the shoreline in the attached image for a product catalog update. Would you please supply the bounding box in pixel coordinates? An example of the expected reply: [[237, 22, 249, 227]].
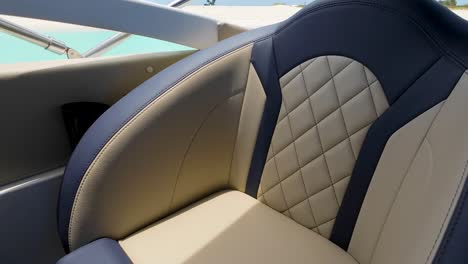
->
[[1, 6, 467, 31]]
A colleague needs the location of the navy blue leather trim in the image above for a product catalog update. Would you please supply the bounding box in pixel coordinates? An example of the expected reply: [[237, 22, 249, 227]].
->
[[433, 163, 468, 264], [284, 0, 468, 69], [58, 0, 468, 254], [57, 24, 277, 250], [57, 238, 131, 264], [272, 1, 440, 104], [330, 57, 465, 250], [245, 38, 282, 197], [244, 0, 460, 199]]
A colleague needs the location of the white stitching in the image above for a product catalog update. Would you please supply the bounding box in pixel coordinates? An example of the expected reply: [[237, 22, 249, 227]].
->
[[273, 80, 378, 156], [262, 123, 372, 195], [368, 102, 445, 263], [68, 44, 254, 249], [258, 55, 387, 235], [168, 92, 244, 210]]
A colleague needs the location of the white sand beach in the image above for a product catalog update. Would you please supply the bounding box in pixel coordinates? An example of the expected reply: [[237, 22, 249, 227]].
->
[[184, 6, 468, 26], [453, 9, 468, 20], [1, 6, 467, 31], [182, 5, 302, 28]]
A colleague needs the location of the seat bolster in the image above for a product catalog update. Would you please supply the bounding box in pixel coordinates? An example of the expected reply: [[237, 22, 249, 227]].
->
[[58, 24, 278, 251], [57, 238, 131, 264], [349, 72, 468, 264]]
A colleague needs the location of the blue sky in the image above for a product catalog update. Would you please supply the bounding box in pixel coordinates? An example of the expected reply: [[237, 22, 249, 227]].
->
[[153, 0, 468, 5]]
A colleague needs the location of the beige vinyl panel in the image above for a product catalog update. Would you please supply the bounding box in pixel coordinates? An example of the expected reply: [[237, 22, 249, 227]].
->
[[229, 65, 266, 192], [257, 56, 388, 238], [349, 72, 468, 264], [68, 44, 257, 250], [168, 92, 244, 209], [0, 51, 194, 186], [120, 191, 358, 264], [348, 102, 444, 264], [217, 22, 248, 41], [170, 63, 265, 207]]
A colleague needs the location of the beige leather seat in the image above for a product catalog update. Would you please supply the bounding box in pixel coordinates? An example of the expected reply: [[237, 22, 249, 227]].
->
[[57, 0, 468, 263], [121, 191, 357, 264]]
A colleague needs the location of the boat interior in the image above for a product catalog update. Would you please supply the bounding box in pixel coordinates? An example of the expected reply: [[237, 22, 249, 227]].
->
[[0, 0, 468, 263]]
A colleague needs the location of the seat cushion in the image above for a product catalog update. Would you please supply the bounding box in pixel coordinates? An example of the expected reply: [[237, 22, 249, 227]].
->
[[119, 191, 357, 264]]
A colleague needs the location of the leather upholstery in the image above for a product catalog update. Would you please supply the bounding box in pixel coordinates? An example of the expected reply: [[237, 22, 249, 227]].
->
[[257, 56, 388, 237], [348, 102, 445, 264], [58, 24, 277, 251], [331, 56, 465, 249], [229, 65, 267, 191], [349, 72, 468, 264], [120, 191, 358, 264], [57, 238, 131, 264], [64, 45, 269, 250], [57, 0, 468, 263]]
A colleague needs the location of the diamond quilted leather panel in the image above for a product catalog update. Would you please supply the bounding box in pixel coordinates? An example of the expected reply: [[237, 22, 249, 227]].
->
[[257, 56, 389, 238]]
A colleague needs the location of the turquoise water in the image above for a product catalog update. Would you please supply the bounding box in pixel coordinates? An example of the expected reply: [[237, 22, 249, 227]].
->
[[0, 30, 194, 64]]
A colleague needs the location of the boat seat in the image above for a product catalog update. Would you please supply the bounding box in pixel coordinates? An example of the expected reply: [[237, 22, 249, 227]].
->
[[121, 191, 356, 264], [57, 0, 468, 263]]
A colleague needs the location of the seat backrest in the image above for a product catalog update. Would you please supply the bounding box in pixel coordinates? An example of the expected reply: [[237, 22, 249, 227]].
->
[[250, 1, 468, 263], [58, 0, 468, 263], [256, 55, 389, 237]]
